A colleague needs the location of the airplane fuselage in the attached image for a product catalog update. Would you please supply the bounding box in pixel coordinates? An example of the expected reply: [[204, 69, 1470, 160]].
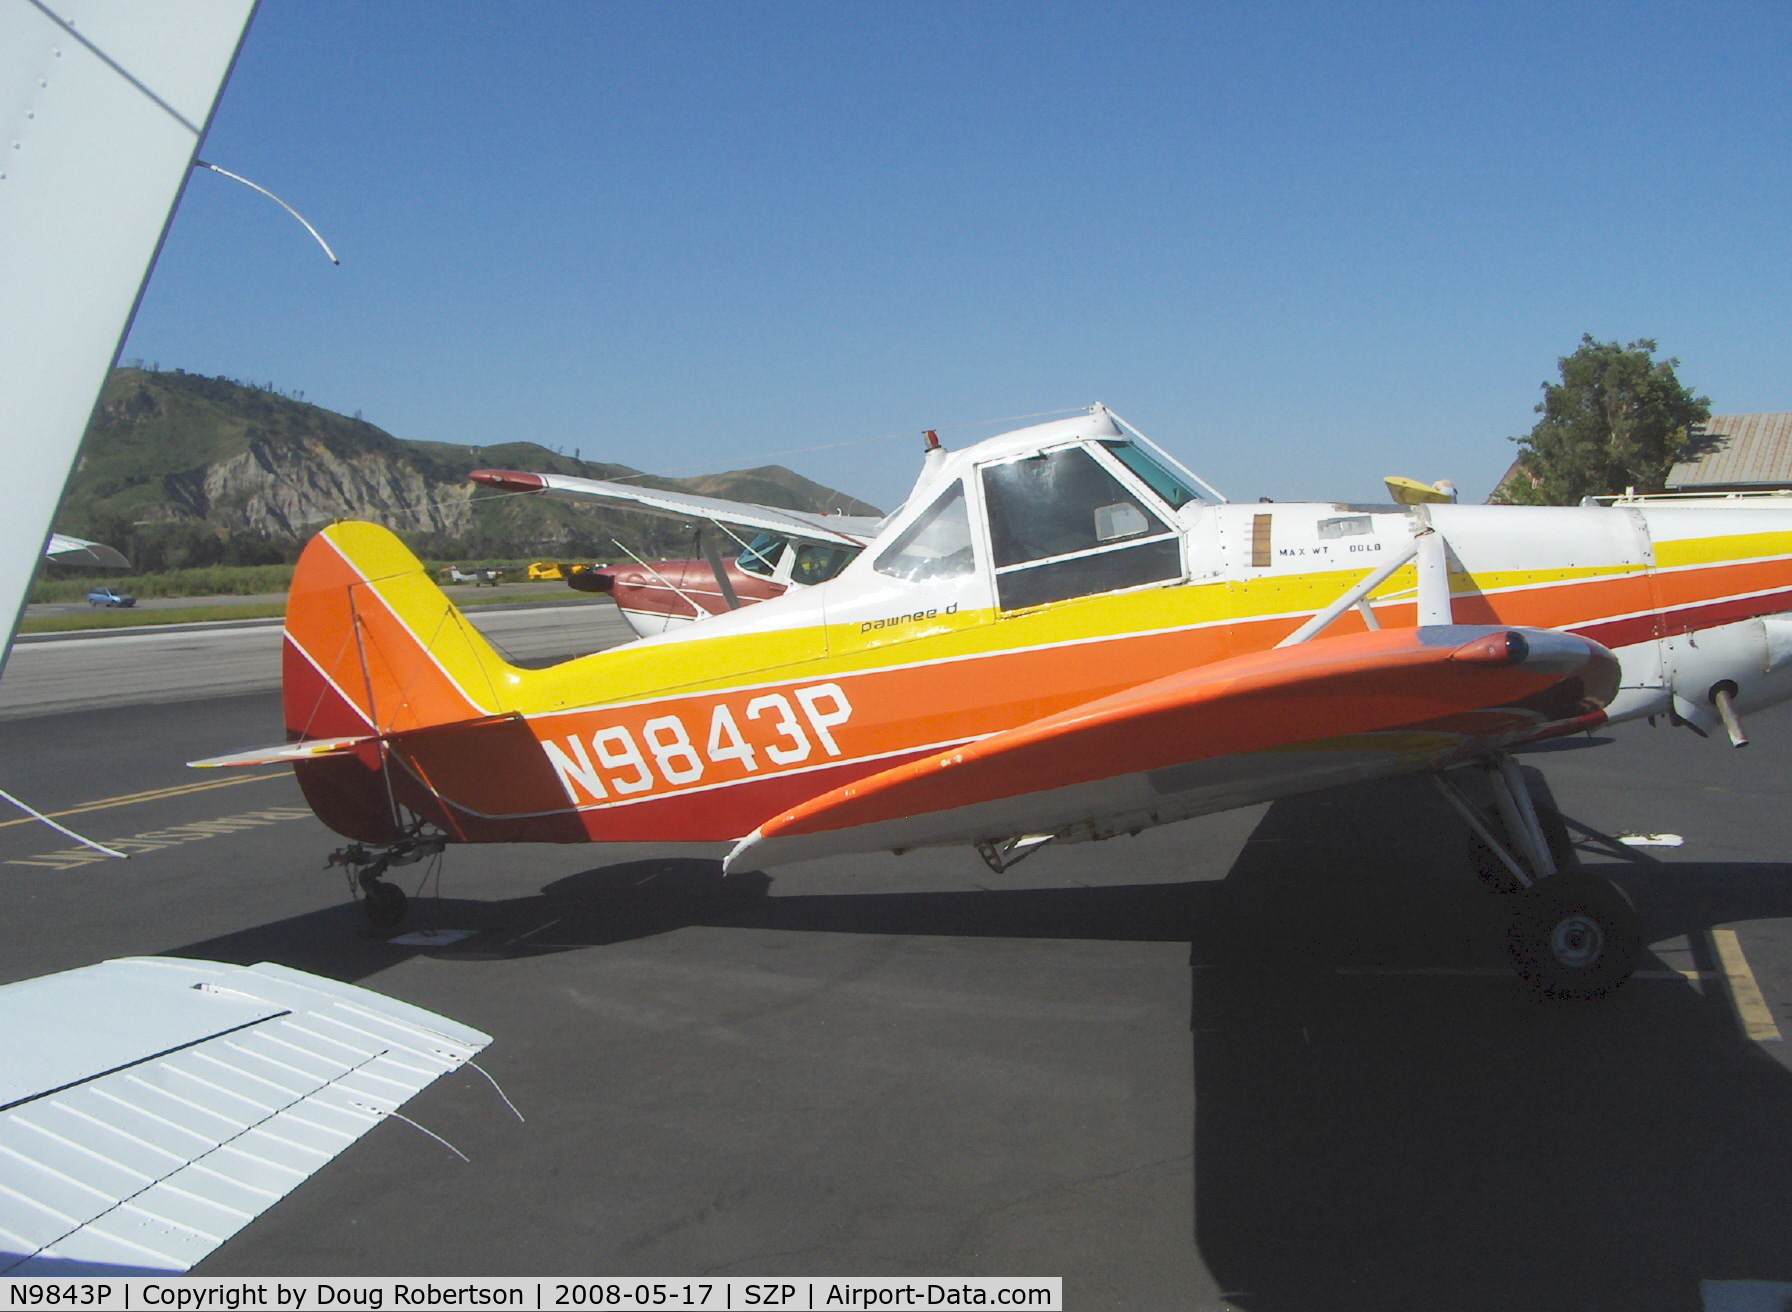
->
[[277, 410, 1792, 861]]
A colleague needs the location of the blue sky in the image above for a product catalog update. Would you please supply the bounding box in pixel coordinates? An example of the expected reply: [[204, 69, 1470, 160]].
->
[[123, 1, 1792, 512]]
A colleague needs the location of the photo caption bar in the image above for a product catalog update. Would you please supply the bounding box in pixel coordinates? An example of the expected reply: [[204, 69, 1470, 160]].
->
[[0, 1277, 1063, 1311]]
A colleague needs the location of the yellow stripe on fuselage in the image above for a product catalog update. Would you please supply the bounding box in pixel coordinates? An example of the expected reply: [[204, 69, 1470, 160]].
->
[[369, 526, 1792, 721], [1654, 530, 1792, 570]]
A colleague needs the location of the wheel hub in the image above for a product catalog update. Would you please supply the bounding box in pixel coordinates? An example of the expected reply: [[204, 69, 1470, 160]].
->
[[1549, 913, 1605, 969]]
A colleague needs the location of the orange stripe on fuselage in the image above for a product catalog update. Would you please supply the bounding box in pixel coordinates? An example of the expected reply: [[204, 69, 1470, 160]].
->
[[449, 552, 1792, 842], [333, 532, 1792, 846], [509, 622, 1238, 839], [1227, 558, 1789, 652]]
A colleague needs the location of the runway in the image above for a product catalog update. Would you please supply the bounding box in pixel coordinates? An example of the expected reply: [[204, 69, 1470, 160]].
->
[[0, 601, 635, 719], [2, 613, 1790, 1309]]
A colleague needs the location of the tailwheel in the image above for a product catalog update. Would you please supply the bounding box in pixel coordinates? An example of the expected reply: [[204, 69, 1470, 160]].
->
[[1506, 871, 1641, 1000], [329, 829, 443, 936], [360, 877, 408, 933]]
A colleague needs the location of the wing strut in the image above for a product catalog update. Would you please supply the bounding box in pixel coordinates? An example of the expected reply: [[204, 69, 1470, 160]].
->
[[609, 538, 709, 615], [1275, 512, 1455, 648], [697, 528, 742, 611], [1276, 537, 1419, 647], [1413, 511, 1455, 626]]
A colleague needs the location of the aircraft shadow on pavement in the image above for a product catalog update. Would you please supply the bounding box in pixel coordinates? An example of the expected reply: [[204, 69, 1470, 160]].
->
[[160, 773, 1792, 1310], [1188, 775, 1792, 1312]]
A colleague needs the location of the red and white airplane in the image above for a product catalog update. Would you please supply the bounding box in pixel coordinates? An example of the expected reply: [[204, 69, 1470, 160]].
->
[[468, 465, 880, 636], [202, 404, 1792, 999]]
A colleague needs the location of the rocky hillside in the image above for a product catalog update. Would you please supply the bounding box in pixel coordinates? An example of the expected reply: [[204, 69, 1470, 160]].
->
[[57, 369, 879, 570]]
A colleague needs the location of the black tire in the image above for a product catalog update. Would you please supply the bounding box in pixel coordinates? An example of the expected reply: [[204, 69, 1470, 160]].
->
[[1468, 804, 1576, 892], [1506, 871, 1640, 999], [361, 880, 408, 933]]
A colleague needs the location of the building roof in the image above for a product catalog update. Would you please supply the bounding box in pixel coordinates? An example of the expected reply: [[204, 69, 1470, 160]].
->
[[1669, 413, 1792, 490]]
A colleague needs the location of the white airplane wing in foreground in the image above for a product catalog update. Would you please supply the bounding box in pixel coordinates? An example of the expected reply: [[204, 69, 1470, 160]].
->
[[470, 468, 881, 547], [0, 4, 506, 1280], [0, 957, 492, 1276], [0, 0, 257, 673]]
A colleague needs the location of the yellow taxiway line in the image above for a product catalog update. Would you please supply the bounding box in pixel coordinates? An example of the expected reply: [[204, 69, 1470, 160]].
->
[[1708, 928, 1783, 1042], [0, 771, 288, 830]]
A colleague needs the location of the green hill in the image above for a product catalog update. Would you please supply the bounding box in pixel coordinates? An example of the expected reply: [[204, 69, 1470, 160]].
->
[[56, 368, 880, 571]]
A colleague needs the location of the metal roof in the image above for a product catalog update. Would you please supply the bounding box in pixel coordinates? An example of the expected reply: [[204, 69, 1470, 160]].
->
[[1668, 414, 1792, 489]]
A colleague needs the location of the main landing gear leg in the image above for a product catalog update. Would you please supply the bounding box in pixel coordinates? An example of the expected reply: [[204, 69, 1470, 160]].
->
[[1434, 755, 1641, 999]]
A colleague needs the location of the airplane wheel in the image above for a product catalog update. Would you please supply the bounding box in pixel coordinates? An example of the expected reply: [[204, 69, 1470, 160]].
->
[[1506, 871, 1639, 999], [361, 880, 408, 933], [1468, 804, 1575, 892]]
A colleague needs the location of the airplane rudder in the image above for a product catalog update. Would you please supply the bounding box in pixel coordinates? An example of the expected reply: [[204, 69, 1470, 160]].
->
[[284, 522, 515, 735], [284, 525, 383, 736]]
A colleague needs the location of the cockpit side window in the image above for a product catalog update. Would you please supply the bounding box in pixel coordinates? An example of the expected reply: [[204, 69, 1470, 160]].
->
[[1099, 440, 1203, 509], [981, 445, 1182, 610], [737, 532, 787, 577], [793, 542, 857, 585], [874, 480, 975, 581]]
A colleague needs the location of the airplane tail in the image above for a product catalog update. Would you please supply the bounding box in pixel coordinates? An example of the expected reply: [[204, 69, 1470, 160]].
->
[[283, 521, 522, 742], [279, 522, 541, 843]]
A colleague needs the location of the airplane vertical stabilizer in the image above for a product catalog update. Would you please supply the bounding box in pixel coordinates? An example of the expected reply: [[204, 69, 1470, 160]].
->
[[281, 523, 541, 842], [284, 522, 526, 741]]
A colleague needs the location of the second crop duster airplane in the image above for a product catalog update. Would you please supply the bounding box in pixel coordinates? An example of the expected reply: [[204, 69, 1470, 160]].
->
[[200, 405, 1792, 998]]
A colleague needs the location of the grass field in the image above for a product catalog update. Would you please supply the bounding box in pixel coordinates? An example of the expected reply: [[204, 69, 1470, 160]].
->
[[31, 564, 296, 603], [17, 604, 289, 633], [32, 559, 550, 604]]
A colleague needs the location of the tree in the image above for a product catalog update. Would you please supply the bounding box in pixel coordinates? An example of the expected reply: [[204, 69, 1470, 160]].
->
[[1498, 336, 1710, 505]]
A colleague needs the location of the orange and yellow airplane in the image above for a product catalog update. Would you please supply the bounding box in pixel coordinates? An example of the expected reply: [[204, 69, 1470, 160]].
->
[[198, 405, 1792, 998]]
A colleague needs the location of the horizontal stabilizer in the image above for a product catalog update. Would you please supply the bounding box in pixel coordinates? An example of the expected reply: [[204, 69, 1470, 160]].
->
[[0, 958, 491, 1276], [727, 625, 1618, 872], [193, 710, 531, 773], [188, 736, 375, 768]]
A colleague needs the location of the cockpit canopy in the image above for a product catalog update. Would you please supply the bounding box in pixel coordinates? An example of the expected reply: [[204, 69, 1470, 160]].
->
[[737, 531, 857, 586], [872, 432, 1206, 612]]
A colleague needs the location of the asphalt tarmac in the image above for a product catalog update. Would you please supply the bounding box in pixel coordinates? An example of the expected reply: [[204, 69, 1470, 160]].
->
[[2, 617, 1791, 1310]]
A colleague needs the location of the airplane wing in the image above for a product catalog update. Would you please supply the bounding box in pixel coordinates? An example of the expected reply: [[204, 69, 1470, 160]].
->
[[0, 957, 492, 1276], [0, 0, 256, 677], [44, 533, 130, 570], [726, 624, 1619, 873], [469, 468, 880, 548]]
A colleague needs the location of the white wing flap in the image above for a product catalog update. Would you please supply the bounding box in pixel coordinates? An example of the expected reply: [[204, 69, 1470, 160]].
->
[[0, 962, 283, 1106], [0, 958, 492, 1276]]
